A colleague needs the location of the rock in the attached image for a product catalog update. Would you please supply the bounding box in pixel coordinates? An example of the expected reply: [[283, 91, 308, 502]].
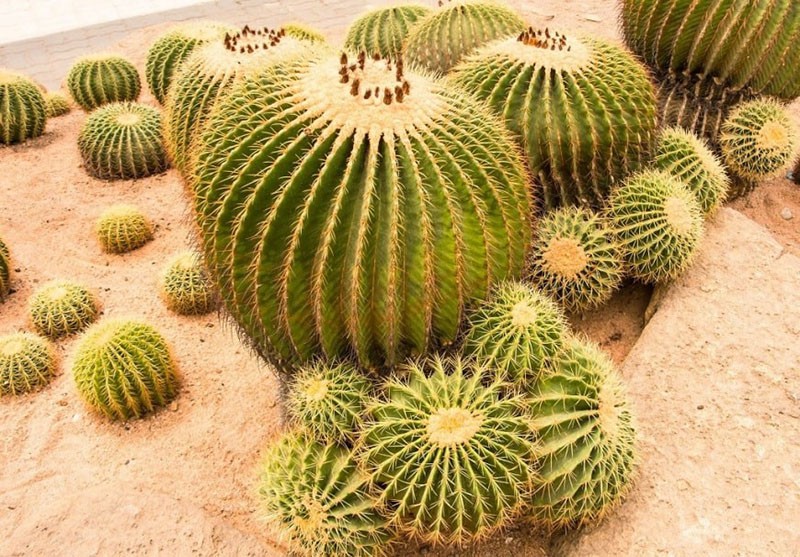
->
[[780, 207, 793, 220]]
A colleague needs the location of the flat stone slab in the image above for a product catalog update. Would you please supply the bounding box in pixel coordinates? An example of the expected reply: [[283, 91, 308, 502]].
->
[[557, 208, 800, 556]]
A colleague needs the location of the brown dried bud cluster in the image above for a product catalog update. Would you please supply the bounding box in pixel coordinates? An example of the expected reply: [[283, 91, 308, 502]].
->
[[223, 25, 286, 53], [518, 27, 572, 52], [339, 51, 411, 105]]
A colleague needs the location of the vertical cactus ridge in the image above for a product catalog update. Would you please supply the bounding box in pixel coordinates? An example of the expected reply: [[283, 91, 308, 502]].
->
[[259, 432, 392, 557], [0, 236, 10, 301], [160, 252, 216, 315], [621, 0, 800, 99], [95, 204, 154, 254], [192, 51, 532, 370], [44, 91, 71, 118], [66, 54, 141, 111], [145, 21, 236, 105], [78, 101, 168, 180], [29, 280, 99, 339], [0, 70, 47, 145], [607, 169, 704, 284], [528, 338, 637, 528], [451, 29, 658, 209], [72, 319, 179, 421], [0, 332, 57, 396], [405, 1, 526, 75], [529, 208, 624, 313], [345, 5, 431, 58], [361, 355, 535, 545], [283, 22, 327, 43]]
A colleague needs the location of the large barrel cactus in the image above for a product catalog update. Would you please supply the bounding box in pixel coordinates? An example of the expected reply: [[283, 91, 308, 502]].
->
[[344, 5, 431, 58], [0, 236, 10, 301], [192, 51, 532, 369], [451, 28, 658, 209], [405, 1, 525, 75], [0, 70, 47, 145], [66, 54, 141, 111]]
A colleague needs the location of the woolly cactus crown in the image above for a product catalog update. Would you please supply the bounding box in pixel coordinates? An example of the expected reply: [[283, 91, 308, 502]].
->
[[0, 69, 47, 145]]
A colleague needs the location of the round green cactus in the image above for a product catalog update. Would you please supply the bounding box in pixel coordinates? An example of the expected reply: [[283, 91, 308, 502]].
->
[[44, 91, 71, 118], [528, 338, 637, 527], [192, 51, 532, 370], [145, 21, 235, 105], [0, 236, 10, 302], [0, 70, 47, 145], [362, 355, 534, 544], [73, 319, 179, 420], [164, 25, 314, 175], [451, 28, 658, 209], [283, 22, 326, 43], [160, 252, 216, 315], [29, 281, 99, 339], [405, 1, 525, 75], [720, 98, 797, 183], [66, 54, 141, 111], [463, 281, 567, 384], [0, 333, 56, 396], [78, 101, 168, 180], [653, 127, 729, 214], [529, 208, 624, 313], [259, 432, 392, 557], [96, 204, 154, 254], [621, 0, 800, 99], [286, 360, 371, 442], [607, 169, 704, 284], [344, 5, 431, 58]]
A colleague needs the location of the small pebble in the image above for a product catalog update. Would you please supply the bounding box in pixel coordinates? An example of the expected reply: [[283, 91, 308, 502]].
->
[[169, 401, 179, 412], [780, 207, 793, 220]]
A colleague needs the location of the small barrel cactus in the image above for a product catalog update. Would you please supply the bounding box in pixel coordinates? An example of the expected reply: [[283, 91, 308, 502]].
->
[[66, 54, 141, 111], [405, 1, 525, 75], [286, 360, 371, 442], [452, 27, 658, 209], [29, 281, 99, 339], [0, 70, 47, 145], [607, 170, 704, 284], [529, 208, 624, 313], [96, 205, 154, 254], [362, 355, 534, 544], [653, 127, 729, 214], [72, 319, 178, 420], [192, 51, 532, 370], [145, 21, 235, 105], [463, 281, 567, 384], [528, 338, 637, 527], [78, 101, 168, 180], [44, 91, 72, 118], [160, 252, 216, 315], [344, 5, 431, 57], [283, 22, 326, 43], [259, 432, 392, 557], [0, 332, 56, 396], [0, 236, 10, 301]]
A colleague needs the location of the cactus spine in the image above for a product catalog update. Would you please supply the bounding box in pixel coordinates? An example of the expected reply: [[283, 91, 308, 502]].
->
[[0, 332, 56, 396], [0, 70, 47, 145], [66, 54, 141, 111], [344, 5, 431, 57], [283, 23, 326, 43], [160, 252, 216, 315], [44, 91, 72, 118], [0, 236, 10, 301], [192, 51, 532, 370], [96, 205, 154, 254], [29, 281, 99, 339]]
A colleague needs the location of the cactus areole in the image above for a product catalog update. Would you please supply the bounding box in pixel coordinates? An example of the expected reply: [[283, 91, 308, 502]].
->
[[192, 51, 532, 370]]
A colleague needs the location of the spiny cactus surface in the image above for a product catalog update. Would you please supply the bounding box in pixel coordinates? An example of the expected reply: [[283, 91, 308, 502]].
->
[[452, 28, 657, 209], [0, 236, 10, 301], [66, 54, 141, 111], [29, 281, 99, 339], [192, 51, 532, 370], [344, 5, 430, 58], [160, 252, 216, 315], [0, 332, 56, 396], [283, 22, 326, 43], [0, 70, 47, 145], [44, 91, 71, 118], [96, 204, 154, 254]]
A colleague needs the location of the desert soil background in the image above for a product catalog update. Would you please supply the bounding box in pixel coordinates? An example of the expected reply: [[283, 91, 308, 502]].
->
[[1, 1, 799, 556]]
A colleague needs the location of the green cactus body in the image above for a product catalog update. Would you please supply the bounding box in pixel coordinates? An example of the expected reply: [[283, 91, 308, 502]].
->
[[72, 319, 178, 420], [0, 70, 47, 145], [192, 51, 532, 370], [96, 205, 154, 254], [452, 29, 658, 209], [405, 1, 525, 75], [345, 5, 431, 58], [145, 21, 235, 105], [160, 252, 216, 315], [529, 208, 624, 313], [621, 0, 800, 99], [607, 169, 704, 284], [0, 237, 10, 301], [259, 432, 392, 557], [283, 23, 327, 43], [44, 91, 72, 118], [164, 26, 314, 175], [463, 281, 567, 384], [0, 332, 56, 396], [528, 338, 637, 527], [29, 281, 99, 339], [362, 355, 534, 545], [66, 54, 141, 111]]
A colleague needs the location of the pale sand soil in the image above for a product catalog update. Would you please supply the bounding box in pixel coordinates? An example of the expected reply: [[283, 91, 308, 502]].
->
[[1, 2, 799, 556]]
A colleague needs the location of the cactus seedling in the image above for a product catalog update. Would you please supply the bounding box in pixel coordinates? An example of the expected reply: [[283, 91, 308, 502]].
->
[[0, 333, 56, 396], [44, 91, 71, 118], [0, 70, 47, 145], [344, 5, 431, 58], [96, 205, 154, 254], [528, 338, 637, 527], [160, 252, 216, 315], [0, 236, 10, 301], [66, 54, 141, 111], [72, 319, 179, 420], [29, 281, 99, 339]]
